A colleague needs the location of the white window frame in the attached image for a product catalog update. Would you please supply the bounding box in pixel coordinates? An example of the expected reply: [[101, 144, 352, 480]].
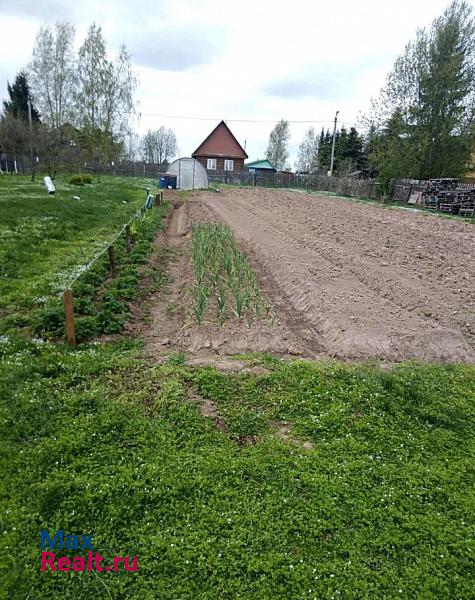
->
[[207, 158, 217, 170], [224, 159, 234, 172]]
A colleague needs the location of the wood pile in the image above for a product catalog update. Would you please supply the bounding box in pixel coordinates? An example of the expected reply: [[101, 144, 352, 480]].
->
[[422, 179, 475, 217]]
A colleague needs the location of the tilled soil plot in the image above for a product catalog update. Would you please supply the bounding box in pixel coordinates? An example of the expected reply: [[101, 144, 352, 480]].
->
[[195, 188, 475, 363], [138, 197, 308, 359], [138, 189, 474, 363]]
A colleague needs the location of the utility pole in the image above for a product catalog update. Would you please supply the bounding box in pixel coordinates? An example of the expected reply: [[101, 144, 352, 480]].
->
[[329, 110, 339, 176], [27, 97, 34, 181]]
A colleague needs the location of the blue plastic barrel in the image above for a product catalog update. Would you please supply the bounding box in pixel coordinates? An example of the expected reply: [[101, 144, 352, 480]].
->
[[159, 176, 167, 189]]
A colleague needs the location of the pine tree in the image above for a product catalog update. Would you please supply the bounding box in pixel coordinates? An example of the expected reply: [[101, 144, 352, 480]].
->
[[317, 128, 333, 170], [2, 72, 40, 122]]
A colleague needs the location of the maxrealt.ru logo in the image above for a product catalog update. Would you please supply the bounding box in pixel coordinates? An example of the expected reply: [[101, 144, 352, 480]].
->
[[40, 530, 138, 573]]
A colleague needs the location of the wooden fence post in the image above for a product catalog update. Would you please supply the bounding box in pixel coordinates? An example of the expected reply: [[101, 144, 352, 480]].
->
[[64, 289, 76, 346], [125, 225, 132, 253], [108, 245, 117, 277]]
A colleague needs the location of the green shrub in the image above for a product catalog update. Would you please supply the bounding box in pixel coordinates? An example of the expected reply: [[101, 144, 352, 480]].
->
[[69, 175, 84, 186], [31, 303, 65, 338], [73, 296, 95, 315], [97, 310, 126, 333], [69, 174, 94, 186], [75, 316, 99, 342]]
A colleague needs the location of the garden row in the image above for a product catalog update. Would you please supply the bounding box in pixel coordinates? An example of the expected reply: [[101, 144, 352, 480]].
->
[[190, 222, 270, 325]]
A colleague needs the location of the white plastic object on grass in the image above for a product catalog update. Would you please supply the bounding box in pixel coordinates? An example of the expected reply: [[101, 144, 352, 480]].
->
[[43, 176, 56, 194]]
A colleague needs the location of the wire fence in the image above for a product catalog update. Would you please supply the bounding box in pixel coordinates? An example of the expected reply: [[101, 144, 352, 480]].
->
[[0, 155, 169, 179], [62, 191, 164, 345], [4, 154, 474, 216]]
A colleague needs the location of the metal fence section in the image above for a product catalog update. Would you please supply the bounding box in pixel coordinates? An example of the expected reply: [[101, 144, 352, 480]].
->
[[0, 154, 168, 179]]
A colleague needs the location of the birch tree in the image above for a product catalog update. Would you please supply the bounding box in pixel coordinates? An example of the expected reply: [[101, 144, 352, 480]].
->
[[266, 119, 290, 171], [29, 22, 76, 129], [366, 0, 475, 180], [295, 127, 318, 173], [140, 127, 178, 164], [75, 24, 137, 160]]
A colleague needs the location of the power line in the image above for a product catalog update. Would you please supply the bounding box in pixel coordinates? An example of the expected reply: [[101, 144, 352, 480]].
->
[[136, 112, 354, 126]]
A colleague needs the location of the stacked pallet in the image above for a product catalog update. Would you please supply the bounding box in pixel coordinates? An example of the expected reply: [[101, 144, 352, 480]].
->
[[422, 179, 475, 217]]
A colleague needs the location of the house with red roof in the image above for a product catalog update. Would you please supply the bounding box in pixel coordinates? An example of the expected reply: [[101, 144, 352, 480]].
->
[[192, 121, 248, 177]]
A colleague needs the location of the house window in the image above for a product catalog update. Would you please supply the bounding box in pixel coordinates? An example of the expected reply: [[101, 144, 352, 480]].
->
[[207, 158, 216, 170], [224, 159, 234, 171]]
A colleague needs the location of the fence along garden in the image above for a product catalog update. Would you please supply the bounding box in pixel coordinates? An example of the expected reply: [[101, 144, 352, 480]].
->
[[61, 189, 163, 345], [4, 153, 474, 217]]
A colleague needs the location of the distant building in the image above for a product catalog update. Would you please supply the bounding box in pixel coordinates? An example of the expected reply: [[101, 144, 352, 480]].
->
[[246, 159, 276, 176], [192, 121, 248, 177]]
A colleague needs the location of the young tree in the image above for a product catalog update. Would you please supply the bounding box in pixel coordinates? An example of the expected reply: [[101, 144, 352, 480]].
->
[[140, 127, 178, 164], [266, 119, 290, 171], [75, 24, 137, 161], [29, 22, 76, 129], [2, 72, 40, 122], [367, 0, 475, 180], [295, 127, 318, 173]]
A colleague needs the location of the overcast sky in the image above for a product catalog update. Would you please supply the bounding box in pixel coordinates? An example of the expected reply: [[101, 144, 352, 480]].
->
[[0, 0, 470, 165]]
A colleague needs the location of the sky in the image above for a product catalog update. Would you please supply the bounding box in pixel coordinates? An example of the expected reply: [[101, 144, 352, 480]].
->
[[0, 0, 470, 166]]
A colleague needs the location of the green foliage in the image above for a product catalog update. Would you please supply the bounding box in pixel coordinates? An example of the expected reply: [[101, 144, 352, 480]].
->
[[68, 174, 94, 185], [2, 71, 40, 121], [190, 222, 269, 324], [317, 126, 367, 173], [367, 0, 475, 181], [31, 302, 65, 338], [0, 341, 474, 598]]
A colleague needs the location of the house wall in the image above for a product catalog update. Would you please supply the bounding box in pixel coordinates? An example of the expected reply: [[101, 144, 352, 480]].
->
[[195, 156, 245, 174]]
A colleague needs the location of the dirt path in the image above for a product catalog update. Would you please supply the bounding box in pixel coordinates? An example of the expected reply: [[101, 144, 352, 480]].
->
[[136, 189, 474, 364]]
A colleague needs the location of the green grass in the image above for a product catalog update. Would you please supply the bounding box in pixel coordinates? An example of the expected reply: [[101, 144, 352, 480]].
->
[[1, 337, 474, 599], [191, 222, 269, 324], [0, 175, 167, 340]]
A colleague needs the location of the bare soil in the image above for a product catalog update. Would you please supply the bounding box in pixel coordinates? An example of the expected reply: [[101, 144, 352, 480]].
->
[[135, 188, 475, 364]]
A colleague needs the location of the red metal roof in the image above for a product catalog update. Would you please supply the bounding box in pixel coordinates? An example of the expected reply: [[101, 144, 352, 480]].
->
[[192, 121, 248, 159]]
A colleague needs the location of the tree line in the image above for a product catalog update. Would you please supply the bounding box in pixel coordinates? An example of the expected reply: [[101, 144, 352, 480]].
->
[[265, 119, 369, 175], [0, 21, 178, 178], [2, 0, 474, 182], [266, 0, 474, 181]]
